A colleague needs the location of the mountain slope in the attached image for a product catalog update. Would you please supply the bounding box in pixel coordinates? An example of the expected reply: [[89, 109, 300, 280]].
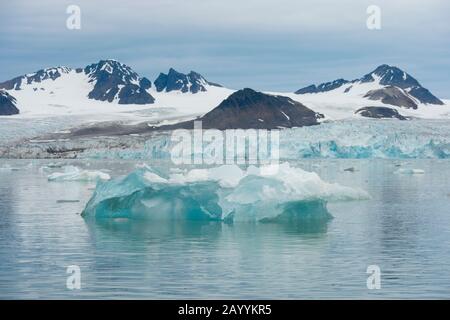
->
[[363, 86, 418, 109], [0, 66, 72, 91]]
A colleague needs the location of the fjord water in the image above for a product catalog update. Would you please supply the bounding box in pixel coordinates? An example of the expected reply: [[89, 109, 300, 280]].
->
[[1, 159, 450, 299]]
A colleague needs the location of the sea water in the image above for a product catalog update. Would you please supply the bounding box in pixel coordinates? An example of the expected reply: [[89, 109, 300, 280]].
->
[[1, 158, 450, 299]]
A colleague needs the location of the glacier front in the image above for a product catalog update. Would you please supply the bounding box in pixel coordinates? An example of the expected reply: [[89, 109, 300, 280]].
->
[[2, 119, 450, 160]]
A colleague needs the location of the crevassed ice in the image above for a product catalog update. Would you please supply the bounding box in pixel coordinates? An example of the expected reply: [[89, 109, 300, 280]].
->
[[81, 163, 370, 222], [77, 120, 450, 160], [2, 119, 450, 159]]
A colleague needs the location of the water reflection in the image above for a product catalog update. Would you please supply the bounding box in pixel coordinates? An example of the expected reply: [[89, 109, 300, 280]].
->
[[85, 200, 332, 244]]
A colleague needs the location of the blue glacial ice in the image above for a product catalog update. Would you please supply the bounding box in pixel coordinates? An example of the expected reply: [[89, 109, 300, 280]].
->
[[81, 163, 370, 222], [280, 120, 450, 159]]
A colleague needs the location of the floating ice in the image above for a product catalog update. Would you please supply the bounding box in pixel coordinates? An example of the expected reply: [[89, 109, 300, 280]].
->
[[47, 162, 65, 168], [0, 164, 21, 171], [48, 166, 111, 182], [81, 163, 370, 222], [394, 168, 425, 174]]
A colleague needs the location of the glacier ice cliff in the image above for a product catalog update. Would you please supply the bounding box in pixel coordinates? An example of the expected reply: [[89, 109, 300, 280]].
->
[[1, 119, 449, 159], [78, 120, 450, 160], [81, 163, 370, 222]]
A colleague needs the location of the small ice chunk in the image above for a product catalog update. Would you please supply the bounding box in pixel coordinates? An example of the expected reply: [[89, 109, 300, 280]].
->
[[48, 166, 111, 182], [395, 168, 425, 174]]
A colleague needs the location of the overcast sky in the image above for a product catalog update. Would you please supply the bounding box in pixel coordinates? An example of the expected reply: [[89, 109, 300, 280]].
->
[[1, 0, 449, 97]]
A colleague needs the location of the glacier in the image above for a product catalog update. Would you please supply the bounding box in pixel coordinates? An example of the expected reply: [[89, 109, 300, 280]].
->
[[81, 162, 370, 222], [76, 119, 450, 160], [1, 119, 450, 160]]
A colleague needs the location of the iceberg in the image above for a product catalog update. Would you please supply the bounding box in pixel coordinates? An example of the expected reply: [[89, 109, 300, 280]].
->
[[47, 165, 111, 182], [81, 163, 370, 222]]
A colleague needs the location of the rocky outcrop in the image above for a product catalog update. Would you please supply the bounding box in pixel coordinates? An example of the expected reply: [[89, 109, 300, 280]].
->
[[0, 91, 20, 115], [355, 106, 407, 120], [363, 86, 418, 109]]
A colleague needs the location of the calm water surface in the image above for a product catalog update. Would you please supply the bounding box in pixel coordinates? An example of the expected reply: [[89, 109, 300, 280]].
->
[[1, 159, 450, 299]]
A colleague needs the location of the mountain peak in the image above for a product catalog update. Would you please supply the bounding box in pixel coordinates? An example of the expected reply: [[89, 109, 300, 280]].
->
[[294, 64, 444, 105], [199, 88, 322, 129], [154, 68, 220, 93], [85, 59, 136, 79], [84, 59, 154, 104], [360, 64, 421, 88]]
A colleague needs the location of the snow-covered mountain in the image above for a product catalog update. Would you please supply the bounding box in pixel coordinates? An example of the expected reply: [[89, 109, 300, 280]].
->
[[0, 60, 233, 118], [0, 61, 448, 122], [0, 60, 157, 116], [0, 60, 154, 105], [288, 64, 449, 120], [295, 64, 443, 106], [154, 68, 222, 94]]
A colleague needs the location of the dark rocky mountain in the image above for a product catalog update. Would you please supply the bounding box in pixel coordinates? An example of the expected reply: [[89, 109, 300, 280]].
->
[[0, 90, 20, 115], [157, 88, 323, 130], [295, 64, 444, 105], [363, 86, 418, 109], [0, 67, 72, 90], [360, 64, 420, 87], [360, 64, 443, 104], [295, 79, 349, 94], [84, 60, 154, 104], [154, 68, 221, 93], [355, 106, 407, 120]]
